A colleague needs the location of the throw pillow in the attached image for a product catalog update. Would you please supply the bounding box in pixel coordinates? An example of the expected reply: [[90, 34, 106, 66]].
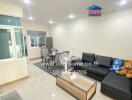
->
[[110, 59, 123, 71]]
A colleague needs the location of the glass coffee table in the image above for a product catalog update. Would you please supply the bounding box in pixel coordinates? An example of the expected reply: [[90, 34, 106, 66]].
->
[[56, 72, 97, 100]]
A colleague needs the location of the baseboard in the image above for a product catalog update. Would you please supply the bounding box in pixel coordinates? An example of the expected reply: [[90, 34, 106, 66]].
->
[[0, 76, 29, 87], [29, 57, 41, 60]]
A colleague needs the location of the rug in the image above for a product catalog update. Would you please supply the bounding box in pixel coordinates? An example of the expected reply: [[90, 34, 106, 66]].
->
[[1, 90, 22, 100]]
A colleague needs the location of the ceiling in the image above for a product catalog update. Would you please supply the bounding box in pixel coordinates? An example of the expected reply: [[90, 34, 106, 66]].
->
[[0, 0, 132, 26]]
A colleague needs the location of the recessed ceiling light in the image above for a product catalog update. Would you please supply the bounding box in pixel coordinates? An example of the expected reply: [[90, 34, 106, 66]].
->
[[24, 0, 31, 4], [28, 16, 34, 20], [120, 0, 127, 6], [69, 14, 75, 19], [51, 93, 55, 97], [49, 20, 53, 24]]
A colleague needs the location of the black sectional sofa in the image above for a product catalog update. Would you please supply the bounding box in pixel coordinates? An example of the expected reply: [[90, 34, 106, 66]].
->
[[72, 53, 132, 100], [72, 53, 112, 81]]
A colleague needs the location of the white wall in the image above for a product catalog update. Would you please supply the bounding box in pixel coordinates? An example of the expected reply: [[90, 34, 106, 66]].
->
[[0, 58, 28, 85], [51, 8, 132, 59], [23, 22, 50, 59], [0, 3, 23, 17]]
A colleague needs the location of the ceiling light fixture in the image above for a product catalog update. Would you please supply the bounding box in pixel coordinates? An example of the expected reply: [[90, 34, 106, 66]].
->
[[69, 14, 75, 19], [120, 0, 127, 6], [24, 0, 31, 4], [49, 20, 53, 24], [51, 93, 55, 97], [28, 16, 34, 20]]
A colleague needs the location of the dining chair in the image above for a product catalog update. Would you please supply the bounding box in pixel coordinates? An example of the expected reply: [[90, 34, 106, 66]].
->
[[41, 46, 51, 62], [54, 53, 62, 65]]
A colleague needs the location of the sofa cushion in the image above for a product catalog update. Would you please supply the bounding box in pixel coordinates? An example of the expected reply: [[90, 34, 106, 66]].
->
[[101, 72, 132, 100], [84, 66, 109, 77], [95, 55, 112, 68], [82, 53, 95, 63]]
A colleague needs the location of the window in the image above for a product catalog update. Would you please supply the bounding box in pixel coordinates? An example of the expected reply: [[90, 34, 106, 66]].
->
[[15, 29, 25, 58], [0, 29, 13, 59], [24, 36, 28, 56], [27, 30, 46, 47], [0, 15, 21, 26], [31, 35, 38, 47], [30, 35, 45, 47], [0, 15, 25, 60]]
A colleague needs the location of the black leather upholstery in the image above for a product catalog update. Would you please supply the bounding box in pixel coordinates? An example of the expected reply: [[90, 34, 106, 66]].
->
[[85, 66, 109, 77], [82, 53, 95, 63], [95, 55, 112, 68], [101, 72, 132, 100]]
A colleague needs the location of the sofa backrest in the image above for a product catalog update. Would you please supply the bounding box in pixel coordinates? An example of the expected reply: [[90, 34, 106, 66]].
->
[[81, 52, 125, 68], [95, 55, 112, 68], [82, 53, 95, 64]]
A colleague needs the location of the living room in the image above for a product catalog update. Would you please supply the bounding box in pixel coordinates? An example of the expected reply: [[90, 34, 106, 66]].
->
[[0, 0, 132, 100]]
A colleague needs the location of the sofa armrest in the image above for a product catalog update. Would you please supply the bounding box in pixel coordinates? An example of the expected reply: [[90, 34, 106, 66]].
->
[[72, 59, 82, 63]]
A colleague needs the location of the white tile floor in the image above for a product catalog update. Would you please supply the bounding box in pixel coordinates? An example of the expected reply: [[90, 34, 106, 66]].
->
[[0, 59, 113, 100]]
